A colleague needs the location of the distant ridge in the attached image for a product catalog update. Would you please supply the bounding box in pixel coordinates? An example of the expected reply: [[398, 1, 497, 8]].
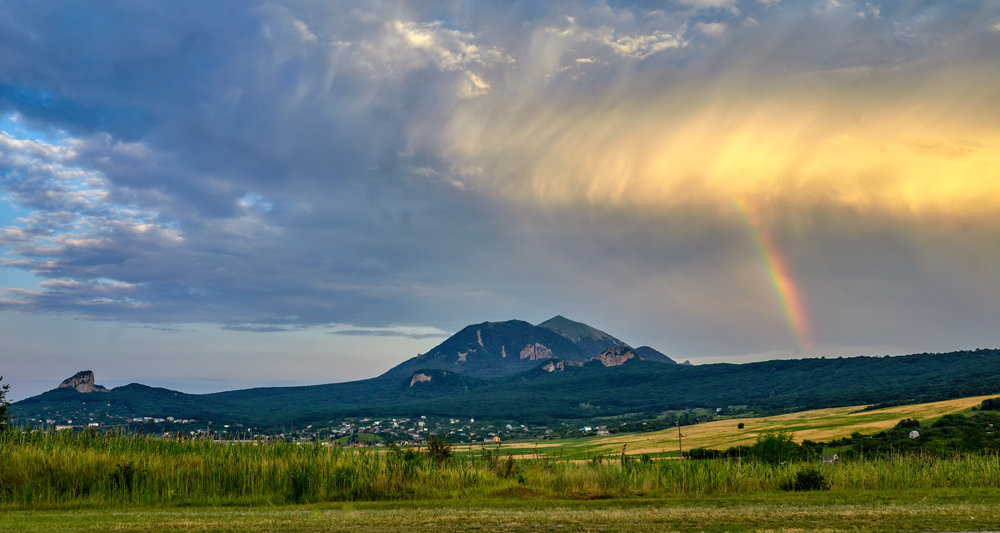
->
[[634, 346, 677, 364], [12, 349, 1000, 432]]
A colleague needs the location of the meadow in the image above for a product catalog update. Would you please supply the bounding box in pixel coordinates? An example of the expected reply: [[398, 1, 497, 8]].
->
[[3, 394, 1000, 531], [3, 427, 1000, 507]]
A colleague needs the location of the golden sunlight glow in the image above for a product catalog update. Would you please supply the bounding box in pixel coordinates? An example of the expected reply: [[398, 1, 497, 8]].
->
[[444, 70, 1000, 217]]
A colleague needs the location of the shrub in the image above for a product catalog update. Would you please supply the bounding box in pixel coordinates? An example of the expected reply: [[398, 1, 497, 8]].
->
[[781, 467, 830, 491], [685, 447, 722, 460], [110, 461, 139, 494], [426, 437, 452, 467], [286, 463, 313, 503], [496, 454, 518, 479]]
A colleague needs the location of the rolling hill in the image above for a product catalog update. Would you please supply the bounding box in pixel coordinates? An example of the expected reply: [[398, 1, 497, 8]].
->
[[484, 394, 1000, 458]]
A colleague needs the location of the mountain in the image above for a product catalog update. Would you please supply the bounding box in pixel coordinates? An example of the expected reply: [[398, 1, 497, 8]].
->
[[537, 315, 628, 358], [382, 316, 675, 381], [381, 319, 589, 379]]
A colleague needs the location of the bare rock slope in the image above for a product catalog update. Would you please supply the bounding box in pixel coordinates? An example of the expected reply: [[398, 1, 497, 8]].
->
[[57, 371, 109, 393]]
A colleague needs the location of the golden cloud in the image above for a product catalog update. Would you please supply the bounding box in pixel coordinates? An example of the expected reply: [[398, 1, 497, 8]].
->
[[442, 65, 1000, 217]]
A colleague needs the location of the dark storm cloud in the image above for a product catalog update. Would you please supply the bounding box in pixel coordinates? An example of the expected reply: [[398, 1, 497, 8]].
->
[[0, 0, 529, 328], [1, 0, 998, 364]]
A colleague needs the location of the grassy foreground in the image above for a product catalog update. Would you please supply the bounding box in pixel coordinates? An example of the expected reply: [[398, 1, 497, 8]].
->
[[4, 490, 1000, 532], [5, 428, 1000, 507], [4, 395, 1000, 531]]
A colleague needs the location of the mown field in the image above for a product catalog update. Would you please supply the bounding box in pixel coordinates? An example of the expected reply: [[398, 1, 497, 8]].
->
[[474, 394, 997, 459], [5, 490, 1000, 532]]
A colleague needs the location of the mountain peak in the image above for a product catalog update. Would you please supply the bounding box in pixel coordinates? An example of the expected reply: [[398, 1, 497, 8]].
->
[[57, 370, 109, 393], [537, 315, 628, 357], [381, 319, 586, 379]]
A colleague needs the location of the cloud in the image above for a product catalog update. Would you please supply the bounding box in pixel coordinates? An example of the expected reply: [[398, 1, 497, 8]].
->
[[854, 3, 881, 20], [539, 16, 686, 63], [695, 22, 728, 37], [1, 0, 999, 367], [384, 20, 510, 73], [439, 1, 1000, 219], [222, 324, 301, 333], [443, 71, 1000, 217], [677, 0, 740, 13], [330, 328, 449, 340]]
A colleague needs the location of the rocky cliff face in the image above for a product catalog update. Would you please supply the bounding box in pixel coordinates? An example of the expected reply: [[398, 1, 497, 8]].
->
[[519, 343, 555, 361], [57, 371, 109, 393], [595, 346, 636, 367]]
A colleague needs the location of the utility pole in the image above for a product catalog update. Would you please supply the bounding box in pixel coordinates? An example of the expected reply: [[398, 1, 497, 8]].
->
[[677, 420, 683, 457]]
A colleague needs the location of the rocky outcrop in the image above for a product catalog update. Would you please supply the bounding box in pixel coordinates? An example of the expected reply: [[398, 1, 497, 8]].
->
[[541, 360, 565, 373], [519, 343, 554, 361], [595, 346, 636, 367], [57, 371, 109, 393], [409, 372, 432, 387]]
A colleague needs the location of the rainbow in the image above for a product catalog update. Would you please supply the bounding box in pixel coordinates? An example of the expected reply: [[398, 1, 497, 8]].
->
[[731, 199, 812, 354]]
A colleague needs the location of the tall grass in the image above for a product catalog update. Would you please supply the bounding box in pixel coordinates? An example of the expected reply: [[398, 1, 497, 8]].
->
[[2, 429, 999, 507]]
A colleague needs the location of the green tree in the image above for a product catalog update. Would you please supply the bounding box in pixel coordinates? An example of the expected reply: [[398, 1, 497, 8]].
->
[[0, 376, 10, 432], [751, 431, 801, 464], [981, 397, 1000, 411]]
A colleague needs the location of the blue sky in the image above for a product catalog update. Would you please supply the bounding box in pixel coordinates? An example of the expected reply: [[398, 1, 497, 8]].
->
[[2, 1, 999, 400]]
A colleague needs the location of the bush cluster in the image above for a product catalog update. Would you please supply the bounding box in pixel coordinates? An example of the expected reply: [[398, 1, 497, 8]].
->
[[780, 467, 830, 492]]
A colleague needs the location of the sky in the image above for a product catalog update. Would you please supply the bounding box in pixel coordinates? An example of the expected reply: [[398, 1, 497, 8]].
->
[[2, 0, 999, 401]]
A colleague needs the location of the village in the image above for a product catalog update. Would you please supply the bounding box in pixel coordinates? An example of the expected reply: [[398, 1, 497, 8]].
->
[[15, 408, 622, 445]]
